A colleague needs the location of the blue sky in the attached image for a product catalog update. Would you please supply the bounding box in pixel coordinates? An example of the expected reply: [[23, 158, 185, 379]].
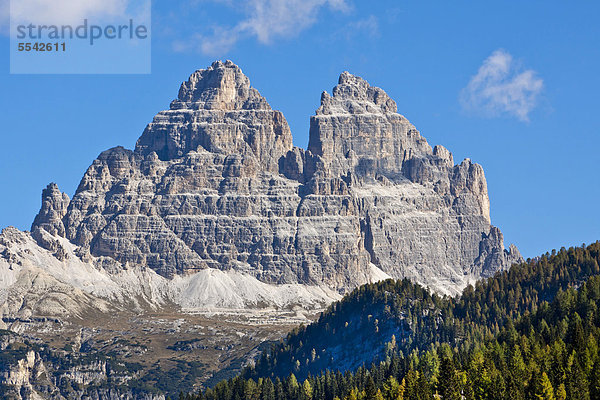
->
[[0, 0, 598, 258]]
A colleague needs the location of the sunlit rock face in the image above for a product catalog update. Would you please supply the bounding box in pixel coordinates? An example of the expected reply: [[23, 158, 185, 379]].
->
[[32, 60, 521, 295]]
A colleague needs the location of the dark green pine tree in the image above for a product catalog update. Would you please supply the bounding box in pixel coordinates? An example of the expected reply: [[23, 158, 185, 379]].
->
[[260, 379, 275, 400], [275, 378, 285, 400], [590, 359, 600, 400], [287, 375, 300, 400], [531, 371, 555, 400], [567, 357, 590, 400], [437, 357, 462, 400], [364, 376, 378, 400]]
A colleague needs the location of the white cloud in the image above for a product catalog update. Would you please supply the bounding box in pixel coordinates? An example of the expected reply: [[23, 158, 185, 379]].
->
[[1, 0, 141, 29], [334, 15, 379, 40], [174, 28, 239, 55], [175, 0, 350, 56], [351, 15, 379, 37], [239, 0, 349, 44], [460, 49, 543, 122]]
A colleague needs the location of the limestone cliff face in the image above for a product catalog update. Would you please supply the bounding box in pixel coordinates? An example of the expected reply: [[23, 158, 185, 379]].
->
[[31, 61, 521, 295]]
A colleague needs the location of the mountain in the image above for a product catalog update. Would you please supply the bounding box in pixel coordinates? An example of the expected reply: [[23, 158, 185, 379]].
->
[[0, 61, 522, 398], [30, 60, 519, 297]]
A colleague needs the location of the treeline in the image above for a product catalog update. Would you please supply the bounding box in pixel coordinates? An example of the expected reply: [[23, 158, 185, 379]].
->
[[242, 243, 600, 381], [181, 272, 600, 400]]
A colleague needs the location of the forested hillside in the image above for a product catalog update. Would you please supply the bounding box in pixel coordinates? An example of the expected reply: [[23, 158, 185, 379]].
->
[[184, 272, 600, 400], [180, 242, 600, 399], [245, 242, 600, 380]]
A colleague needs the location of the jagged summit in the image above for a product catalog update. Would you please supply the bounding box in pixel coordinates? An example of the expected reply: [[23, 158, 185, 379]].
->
[[317, 71, 397, 115], [171, 60, 271, 111], [31, 183, 69, 237], [308, 71, 429, 181], [135, 60, 292, 171]]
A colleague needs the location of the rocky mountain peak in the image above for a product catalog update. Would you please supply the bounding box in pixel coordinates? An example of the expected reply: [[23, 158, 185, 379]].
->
[[30, 183, 69, 237], [171, 60, 270, 111], [316, 72, 397, 116], [309, 72, 430, 181], [134, 60, 292, 171]]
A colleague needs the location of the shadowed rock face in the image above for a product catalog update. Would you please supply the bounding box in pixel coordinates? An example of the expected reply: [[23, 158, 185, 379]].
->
[[32, 60, 521, 295]]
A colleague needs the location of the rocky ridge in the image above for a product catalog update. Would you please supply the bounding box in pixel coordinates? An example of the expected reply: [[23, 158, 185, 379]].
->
[[26, 60, 520, 300]]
